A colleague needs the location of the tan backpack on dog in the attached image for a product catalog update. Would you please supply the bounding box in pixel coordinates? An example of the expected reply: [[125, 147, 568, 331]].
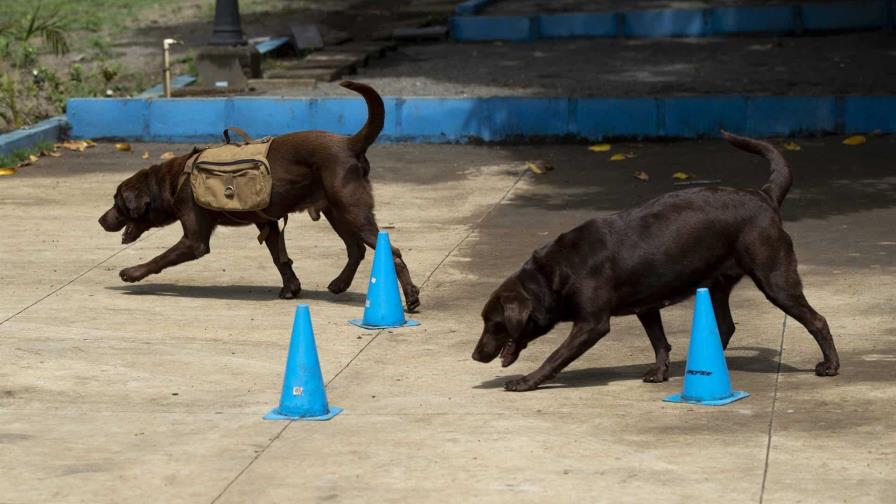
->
[[185, 127, 273, 212]]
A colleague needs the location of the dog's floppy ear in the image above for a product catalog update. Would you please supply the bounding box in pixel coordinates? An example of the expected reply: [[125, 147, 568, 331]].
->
[[122, 187, 150, 219], [500, 287, 533, 338]]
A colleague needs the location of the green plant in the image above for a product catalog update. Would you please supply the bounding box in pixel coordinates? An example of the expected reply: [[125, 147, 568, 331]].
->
[[0, 141, 55, 168], [0, 75, 22, 129], [0, 2, 70, 56]]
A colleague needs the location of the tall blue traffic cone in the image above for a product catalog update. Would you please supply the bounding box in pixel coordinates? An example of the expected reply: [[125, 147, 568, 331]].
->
[[349, 230, 419, 330], [264, 304, 342, 421], [664, 288, 749, 406]]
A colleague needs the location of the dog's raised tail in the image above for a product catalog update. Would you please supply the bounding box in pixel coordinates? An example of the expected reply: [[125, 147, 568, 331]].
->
[[722, 130, 792, 207], [341, 81, 384, 156]]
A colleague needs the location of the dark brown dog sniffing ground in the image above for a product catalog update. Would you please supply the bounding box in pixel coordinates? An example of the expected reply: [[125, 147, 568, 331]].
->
[[98, 81, 420, 312], [472, 132, 839, 392]]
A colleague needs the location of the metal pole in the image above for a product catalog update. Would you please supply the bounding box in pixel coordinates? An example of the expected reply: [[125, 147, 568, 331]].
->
[[209, 0, 246, 46], [162, 38, 181, 98]]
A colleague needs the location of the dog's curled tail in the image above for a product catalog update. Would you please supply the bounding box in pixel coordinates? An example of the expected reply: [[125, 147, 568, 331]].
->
[[341, 81, 385, 156], [721, 130, 792, 208]]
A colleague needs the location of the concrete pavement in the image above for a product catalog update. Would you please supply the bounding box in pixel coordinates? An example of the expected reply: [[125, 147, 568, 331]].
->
[[1, 137, 894, 502]]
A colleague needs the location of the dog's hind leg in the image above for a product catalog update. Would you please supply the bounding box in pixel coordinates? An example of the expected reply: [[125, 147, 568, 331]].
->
[[322, 208, 366, 294], [740, 229, 840, 376], [340, 205, 421, 312], [637, 309, 671, 383], [256, 222, 301, 299], [709, 276, 740, 350]]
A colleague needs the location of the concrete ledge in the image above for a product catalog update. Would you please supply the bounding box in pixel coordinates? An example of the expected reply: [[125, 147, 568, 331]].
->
[[451, 0, 892, 41], [0, 116, 68, 157], [137, 75, 197, 98], [66, 95, 896, 143], [455, 0, 498, 15]]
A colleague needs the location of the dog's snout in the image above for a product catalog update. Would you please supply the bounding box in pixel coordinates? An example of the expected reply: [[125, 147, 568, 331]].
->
[[472, 337, 500, 363], [99, 207, 126, 232]]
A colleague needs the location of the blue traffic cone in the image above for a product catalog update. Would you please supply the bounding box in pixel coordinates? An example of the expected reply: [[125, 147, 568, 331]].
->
[[664, 288, 749, 406], [264, 304, 342, 421], [349, 230, 420, 330]]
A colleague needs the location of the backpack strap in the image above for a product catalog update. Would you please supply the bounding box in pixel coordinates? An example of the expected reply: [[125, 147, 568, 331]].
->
[[223, 126, 253, 144]]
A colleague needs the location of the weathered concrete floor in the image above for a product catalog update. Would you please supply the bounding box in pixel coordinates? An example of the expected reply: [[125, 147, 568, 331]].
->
[[265, 32, 896, 97], [1, 138, 894, 503]]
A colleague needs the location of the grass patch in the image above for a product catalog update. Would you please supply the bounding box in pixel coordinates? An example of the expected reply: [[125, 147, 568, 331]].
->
[[0, 140, 55, 168], [0, 0, 185, 34]]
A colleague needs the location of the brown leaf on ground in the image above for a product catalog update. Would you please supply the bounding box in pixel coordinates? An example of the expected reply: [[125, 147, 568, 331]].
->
[[525, 160, 554, 174], [588, 143, 611, 152], [782, 141, 801, 151], [633, 170, 649, 181], [610, 152, 636, 161], [57, 140, 89, 152], [115, 142, 132, 152], [0, 168, 16, 176], [141, 151, 150, 160], [672, 171, 696, 180], [160, 151, 176, 160], [843, 135, 866, 146], [40, 149, 61, 157]]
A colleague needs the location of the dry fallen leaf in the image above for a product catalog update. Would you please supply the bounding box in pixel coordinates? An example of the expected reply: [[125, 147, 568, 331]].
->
[[115, 142, 132, 152], [588, 143, 611, 152], [525, 160, 554, 174], [28, 154, 39, 163], [782, 141, 801, 151], [58, 140, 88, 152], [633, 171, 649, 181], [40, 149, 61, 158], [610, 152, 636, 161], [160, 151, 176, 160], [0, 167, 16, 176], [84, 139, 96, 147], [672, 171, 695, 180], [842, 135, 866, 146], [141, 151, 150, 160]]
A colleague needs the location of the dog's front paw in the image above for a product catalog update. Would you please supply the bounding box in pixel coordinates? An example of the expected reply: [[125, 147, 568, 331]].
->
[[404, 286, 421, 313], [119, 266, 148, 283], [815, 360, 839, 377], [279, 277, 302, 299], [504, 376, 539, 392], [642, 365, 669, 383]]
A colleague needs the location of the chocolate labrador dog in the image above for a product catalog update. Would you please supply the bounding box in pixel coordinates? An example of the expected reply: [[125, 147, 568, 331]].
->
[[472, 132, 839, 391], [99, 81, 420, 311]]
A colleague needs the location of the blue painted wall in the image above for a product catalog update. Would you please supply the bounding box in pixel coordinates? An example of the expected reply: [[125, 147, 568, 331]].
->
[[450, 0, 891, 41], [66, 95, 896, 143]]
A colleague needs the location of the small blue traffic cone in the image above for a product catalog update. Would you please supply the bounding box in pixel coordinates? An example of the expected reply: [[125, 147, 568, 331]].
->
[[664, 288, 749, 406], [349, 230, 420, 330], [264, 304, 342, 421]]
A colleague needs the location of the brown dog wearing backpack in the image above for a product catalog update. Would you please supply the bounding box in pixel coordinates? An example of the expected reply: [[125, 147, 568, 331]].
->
[[98, 81, 421, 312]]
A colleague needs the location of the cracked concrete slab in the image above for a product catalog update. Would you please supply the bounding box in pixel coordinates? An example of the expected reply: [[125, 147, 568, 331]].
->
[[0, 137, 893, 502]]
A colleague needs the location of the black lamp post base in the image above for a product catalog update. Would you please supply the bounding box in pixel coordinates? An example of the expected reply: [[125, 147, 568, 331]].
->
[[196, 44, 261, 91]]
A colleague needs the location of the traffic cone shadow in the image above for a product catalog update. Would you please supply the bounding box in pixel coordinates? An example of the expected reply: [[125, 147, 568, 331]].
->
[[664, 288, 750, 406], [349, 230, 420, 330], [264, 304, 342, 421]]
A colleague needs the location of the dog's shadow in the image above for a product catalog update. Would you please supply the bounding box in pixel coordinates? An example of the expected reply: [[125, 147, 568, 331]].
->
[[475, 346, 808, 390], [107, 283, 366, 305]]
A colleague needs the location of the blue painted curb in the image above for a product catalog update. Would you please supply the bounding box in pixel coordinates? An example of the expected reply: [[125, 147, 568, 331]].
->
[[0, 116, 68, 157], [451, 0, 892, 41], [66, 95, 896, 143]]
